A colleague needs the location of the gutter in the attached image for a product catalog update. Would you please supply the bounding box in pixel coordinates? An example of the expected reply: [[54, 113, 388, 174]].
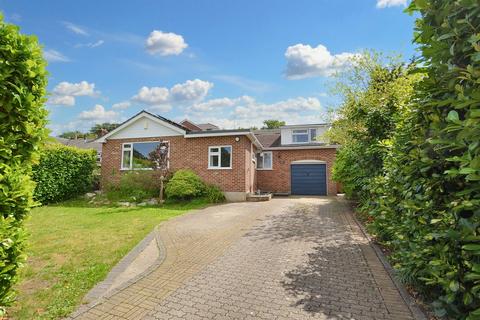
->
[[264, 144, 340, 151]]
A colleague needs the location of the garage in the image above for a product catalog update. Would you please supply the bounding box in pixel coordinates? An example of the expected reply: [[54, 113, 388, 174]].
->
[[290, 163, 327, 196]]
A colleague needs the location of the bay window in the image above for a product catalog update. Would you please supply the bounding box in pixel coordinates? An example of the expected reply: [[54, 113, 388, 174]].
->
[[208, 146, 232, 169]]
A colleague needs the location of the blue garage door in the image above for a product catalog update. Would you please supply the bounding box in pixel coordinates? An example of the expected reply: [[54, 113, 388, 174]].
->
[[291, 164, 327, 196]]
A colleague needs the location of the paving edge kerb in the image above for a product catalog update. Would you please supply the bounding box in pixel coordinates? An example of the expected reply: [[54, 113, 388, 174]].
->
[[344, 200, 427, 320], [67, 204, 222, 319], [68, 225, 166, 319]]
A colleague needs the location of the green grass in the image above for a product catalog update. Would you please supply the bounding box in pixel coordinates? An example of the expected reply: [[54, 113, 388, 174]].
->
[[9, 198, 209, 319]]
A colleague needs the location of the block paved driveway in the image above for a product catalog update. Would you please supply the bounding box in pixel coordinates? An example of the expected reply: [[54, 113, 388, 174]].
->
[[71, 197, 415, 320]]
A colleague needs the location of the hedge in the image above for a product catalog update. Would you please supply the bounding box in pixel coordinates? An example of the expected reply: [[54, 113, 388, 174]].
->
[[0, 15, 48, 313], [331, 1, 480, 318], [32, 145, 97, 204]]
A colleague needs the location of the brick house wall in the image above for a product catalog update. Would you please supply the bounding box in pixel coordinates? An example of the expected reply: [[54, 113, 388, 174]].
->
[[101, 135, 254, 194], [256, 148, 337, 196]]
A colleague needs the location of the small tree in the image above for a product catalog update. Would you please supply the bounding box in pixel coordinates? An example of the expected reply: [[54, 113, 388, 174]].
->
[[262, 119, 286, 129], [89, 123, 119, 138], [58, 130, 87, 139], [148, 142, 170, 202], [0, 15, 48, 313]]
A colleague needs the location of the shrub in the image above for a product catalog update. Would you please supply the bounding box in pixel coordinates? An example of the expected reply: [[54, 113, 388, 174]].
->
[[165, 169, 206, 200], [106, 171, 162, 202], [331, 1, 480, 318], [205, 184, 225, 203], [0, 15, 48, 312], [329, 52, 418, 201], [32, 145, 97, 204], [365, 1, 480, 318]]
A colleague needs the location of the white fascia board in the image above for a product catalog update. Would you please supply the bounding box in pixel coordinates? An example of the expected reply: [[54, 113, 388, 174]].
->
[[184, 131, 250, 138], [184, 131, 263, 149], [263, 145, 340, 151], [96, 111, 186, 143], [280, 123, 331, 129]]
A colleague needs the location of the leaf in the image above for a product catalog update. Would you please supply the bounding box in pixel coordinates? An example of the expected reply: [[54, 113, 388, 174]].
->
[[463, 244, 480, 251], [414, 0, 429, 9], [449, 280, 460, 292], [447, 110, 460, 122]]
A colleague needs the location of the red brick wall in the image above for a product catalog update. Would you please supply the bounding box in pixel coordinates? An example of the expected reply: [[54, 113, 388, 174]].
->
[[244, 143, 258, 193], [101, 135, 253, 193], [256, 148, 337, 196]]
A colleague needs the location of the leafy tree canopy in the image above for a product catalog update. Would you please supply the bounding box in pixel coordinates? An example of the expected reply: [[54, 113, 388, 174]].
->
[[262, 119, 286, 129]]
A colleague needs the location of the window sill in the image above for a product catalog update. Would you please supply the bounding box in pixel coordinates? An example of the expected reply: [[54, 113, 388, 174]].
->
[[120, 168, 154, 171], [207, 167, 232, 170], [256, 168, 273, 171]]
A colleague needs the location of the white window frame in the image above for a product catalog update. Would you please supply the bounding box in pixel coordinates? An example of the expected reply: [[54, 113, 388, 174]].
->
[[256, 151, 273, 170], [121, 141, 169, 170], [208, 145, 232, 169], [292, 129, 309, 144], [310, 128, 317, 142], [291, 128, 318, 144]]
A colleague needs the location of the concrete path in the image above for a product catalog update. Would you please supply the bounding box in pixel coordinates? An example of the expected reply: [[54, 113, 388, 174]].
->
[[70, 197, 417, 320]]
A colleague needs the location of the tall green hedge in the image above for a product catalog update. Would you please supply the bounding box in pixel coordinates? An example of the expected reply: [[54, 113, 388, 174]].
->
[[0, 15, 48, 312], [32, 145, 97, 204], [332, 1, 480, 318], [372, 1, 480, 318]]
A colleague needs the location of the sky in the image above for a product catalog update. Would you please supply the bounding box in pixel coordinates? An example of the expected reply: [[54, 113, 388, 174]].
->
[[1, 0, 417, 135]]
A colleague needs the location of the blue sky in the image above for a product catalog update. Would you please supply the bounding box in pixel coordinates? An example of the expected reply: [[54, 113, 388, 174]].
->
[[1, 0, 415, 134]]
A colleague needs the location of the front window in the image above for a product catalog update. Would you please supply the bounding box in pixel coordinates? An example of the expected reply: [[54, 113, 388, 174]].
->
[[256, 152, 272, 170], [121, 141, 168, 170], [209, 146, 232, 169], [292, 129, 309, 143], [310, 128, 317, 141]]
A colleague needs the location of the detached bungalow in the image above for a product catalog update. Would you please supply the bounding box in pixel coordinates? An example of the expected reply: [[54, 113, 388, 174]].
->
[[96, 110, 339, 201]]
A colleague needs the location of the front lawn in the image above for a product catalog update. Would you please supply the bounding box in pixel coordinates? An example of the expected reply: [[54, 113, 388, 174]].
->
[[9, 199, 208, 319]]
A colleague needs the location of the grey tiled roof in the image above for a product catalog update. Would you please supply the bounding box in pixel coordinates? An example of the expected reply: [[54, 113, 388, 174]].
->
[[197, 123, 219, 131], [54, 137, 102, 152], [253, 129, 281, 148]]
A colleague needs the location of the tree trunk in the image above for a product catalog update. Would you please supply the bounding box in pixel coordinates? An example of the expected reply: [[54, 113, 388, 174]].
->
[[159, 175, 164, 203]]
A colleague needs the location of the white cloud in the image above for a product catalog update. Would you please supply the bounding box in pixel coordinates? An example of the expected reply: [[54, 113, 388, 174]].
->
[[63, 21, 89, 36], [285, 44, 358, 79], [48, 95, 75, 106], [75, 40, 105, 48], [53, 81, 97, 96], [132, 86, 170, 105], [189, 96, 251, 113], [78, 105, 119, 122], [112, 101, 131, 110], [49, 81, 98, 106], [44, 49, 70, 63], [170, 79, 213, 103], [132, 79, 213, 108], [185, 95, 324, 129], [376, 0, 408, 8], [145, 30, 188, 56]]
